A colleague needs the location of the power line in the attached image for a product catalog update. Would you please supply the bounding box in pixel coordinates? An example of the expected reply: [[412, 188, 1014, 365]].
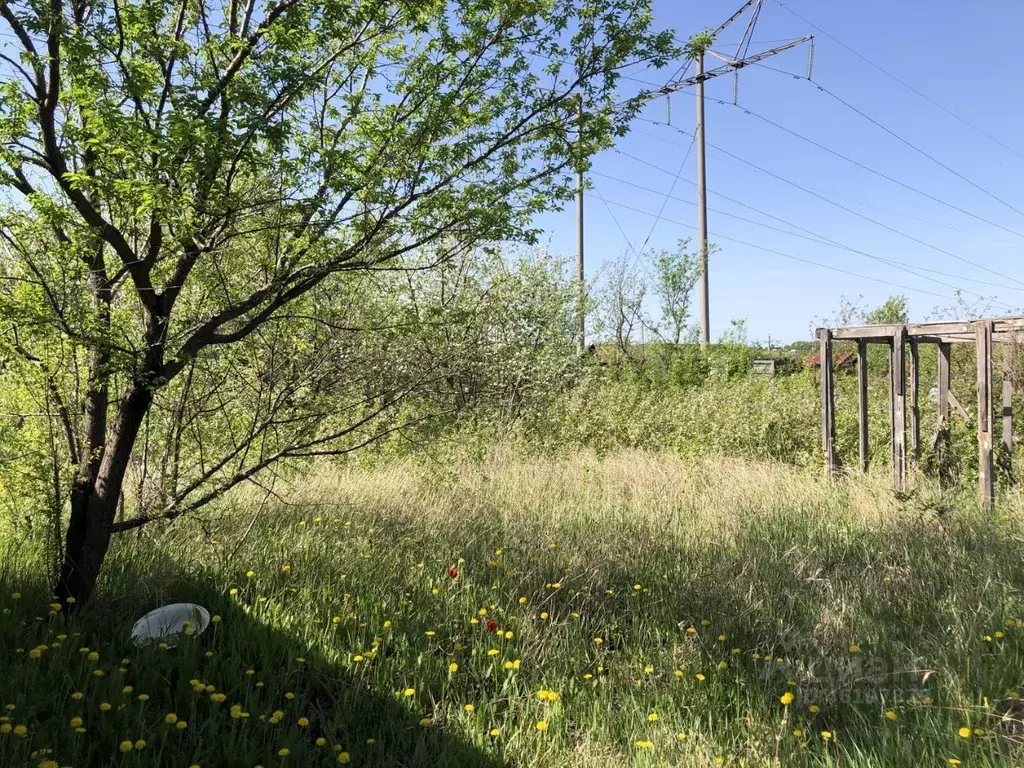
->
[[597, 164, 1019, 302], [626, 120, 970, 233], [638, 118, 1024, 290], [807, 78, 1024, 222], [644, 95, 1024, 241], [774, 0, 1024, 164], [590, 186, 640, 256], [594, 193, 978, 305], [635, 135, 695, 259]]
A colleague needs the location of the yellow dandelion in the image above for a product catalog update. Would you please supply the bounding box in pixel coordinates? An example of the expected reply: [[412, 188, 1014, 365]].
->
[[297, 717, 309, 727], [404, 688, 415, 697], [119, 740, 133, 753], [648, 712, 659, 722], [134, 739, 146, 750], [489, 727, 501, 736], [99, 703, 111, 712], [285, 692, 295, 700], [958, 727, 971, 738], [696, 673, 706, 681], [278, 748, 290, 756], [536, 720, 548, 732], [419, 718, 431, 727], [449, 663, 458, 673], [793, 728, 803, 737], [821, 731, 833, 741], [177, 720, 188, 730], [780, 692, 794, 706], [635, 740, 654, 749], [808, 704, 820, 713], [519, 597, 528, 605], [539, 612, 549, 621], [885, 710, 897, 721], [164, 713, 178, 724], [338, 752, 351, 763], [137, 694, 149, 701], [70, 717, 83, 728], [464, 704, 474, 713], [210, 693, 227, 703], [849, 644, 860, 653]]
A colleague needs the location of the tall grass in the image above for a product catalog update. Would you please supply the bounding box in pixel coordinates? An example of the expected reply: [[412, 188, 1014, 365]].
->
[[3, 452, 1024, 766]]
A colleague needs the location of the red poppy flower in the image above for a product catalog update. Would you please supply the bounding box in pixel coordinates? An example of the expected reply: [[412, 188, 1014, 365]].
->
[[486, 619, 496, 633], [448, 566, 458, 579]]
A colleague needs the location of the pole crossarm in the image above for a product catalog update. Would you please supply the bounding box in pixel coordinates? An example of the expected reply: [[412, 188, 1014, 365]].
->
[[644, 36, 813, 102]]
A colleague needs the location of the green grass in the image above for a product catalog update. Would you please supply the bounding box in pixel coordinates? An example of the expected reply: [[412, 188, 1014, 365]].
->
[[4, 452, 1024, 767]]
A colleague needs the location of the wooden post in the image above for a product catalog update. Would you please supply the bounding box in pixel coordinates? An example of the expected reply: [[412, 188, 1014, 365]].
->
[[1003, 341, 1014, 485], [890, 326, 907, 491], [977, 321, 994, 508], [909, 338, 920, 463], [819, 328, 839, 478], [937, 342, 950, 426], [857, 339, 869, 473]]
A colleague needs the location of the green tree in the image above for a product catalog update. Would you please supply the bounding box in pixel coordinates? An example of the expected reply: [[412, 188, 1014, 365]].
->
[[651, 238, 699, 346], [0, 0, 674, 603], [863, 295, 910, 325]]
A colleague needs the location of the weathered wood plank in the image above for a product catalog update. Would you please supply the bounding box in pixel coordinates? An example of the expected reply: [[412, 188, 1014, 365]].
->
[[909, 338, 920, 463], [857, 339, 869, 474], [891, 326, 907, 491], [1004, 342, 1014, 485], [819, 328, 839, 478], [938, 342, 950, 425], [977, 321, 994, 508]]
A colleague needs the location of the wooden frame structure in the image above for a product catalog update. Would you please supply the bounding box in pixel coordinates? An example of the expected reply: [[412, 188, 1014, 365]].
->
[[818, 316, 1024, 508]]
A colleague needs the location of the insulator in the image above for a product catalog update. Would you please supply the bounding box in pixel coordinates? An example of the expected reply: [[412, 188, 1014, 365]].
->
[[807, 40, 815, 80], [733, 70, 739, 105], [666, 95, 671, 126]]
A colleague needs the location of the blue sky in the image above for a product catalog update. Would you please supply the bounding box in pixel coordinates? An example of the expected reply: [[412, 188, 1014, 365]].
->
[[535, 0, 1024, 344]]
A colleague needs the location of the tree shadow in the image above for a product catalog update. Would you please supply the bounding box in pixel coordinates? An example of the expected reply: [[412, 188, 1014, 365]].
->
[[60, 549, 512, 768]]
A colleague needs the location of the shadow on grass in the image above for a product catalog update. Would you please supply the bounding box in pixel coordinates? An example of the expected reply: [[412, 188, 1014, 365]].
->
[[1, 548, 510, 768]]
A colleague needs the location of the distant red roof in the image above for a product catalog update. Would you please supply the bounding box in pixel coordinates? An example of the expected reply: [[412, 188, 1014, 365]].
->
[[806, 350, 854, 367]]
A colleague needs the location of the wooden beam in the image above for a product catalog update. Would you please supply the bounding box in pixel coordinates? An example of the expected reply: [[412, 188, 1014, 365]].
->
[[909, 338, 920, 463], [819, 328, 839, 478], [948, 390, 970, 423], [891, 326, 907, 491], [938, 342, 950, 425], [832, 324, 900, 341], [1004, 342, 1014, 485], [977, 320, 994, 508], [829, 316, 1024, 342], [857, 339, 869, 474]]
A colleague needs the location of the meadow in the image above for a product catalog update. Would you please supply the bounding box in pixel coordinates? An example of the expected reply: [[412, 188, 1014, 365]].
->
[[3, 452, 1024, 767]]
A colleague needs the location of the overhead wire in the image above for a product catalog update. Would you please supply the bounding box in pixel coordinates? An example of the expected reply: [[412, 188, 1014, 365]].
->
[[637, 117, 1024, 290], [629, 123, 973, 234], [805, 76, 1024, 221], [594, 165, 1018, 302], [774, 0, 1024, 163], [593, 193, 975, 305], [644, 94, 1024, 240], [634, 134, 696, 260]]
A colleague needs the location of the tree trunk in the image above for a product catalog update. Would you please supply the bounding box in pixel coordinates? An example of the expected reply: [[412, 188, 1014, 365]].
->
[[55, 380, 154, 605]]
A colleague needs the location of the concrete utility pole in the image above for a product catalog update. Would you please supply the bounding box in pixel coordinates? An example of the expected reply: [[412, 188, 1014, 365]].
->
[[641, 0, 811, 349], [576, 96, 585, 356], [695, 52, 710, 347]]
